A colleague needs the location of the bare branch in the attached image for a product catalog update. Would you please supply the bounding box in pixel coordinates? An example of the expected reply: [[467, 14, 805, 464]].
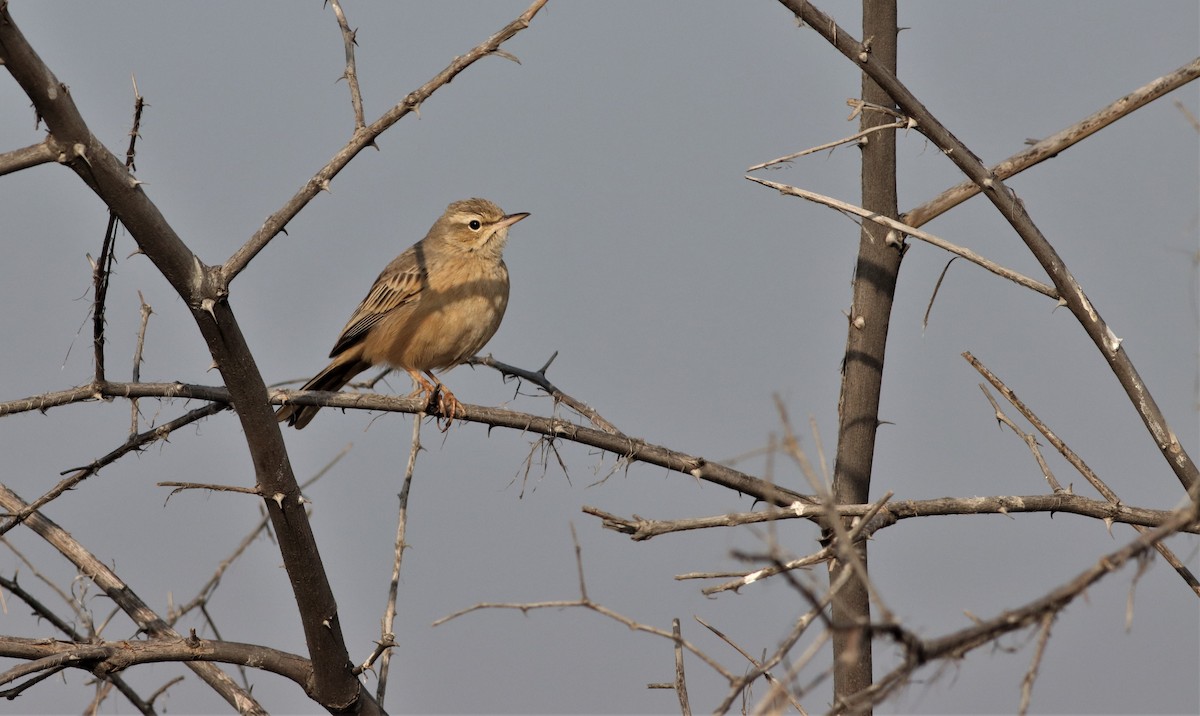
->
[[374, 413, 422, 704], [904, 57, 1200, 228], [695, 616, 805, 714], [328, 0, 366, 130], [746, 175, 1058, 299], [168, 443, 352, 625], [0, 634, 311, 692], [747, 117, 910, 171], [0, 137, 61, 176], [977, 384, 1064, 494], [433, 533, 735, 683], [842, 503, 1199, 713], [586, 492, 1199, 543], [0, 403, 226, 536], [469, 353, 621, 434], [1018, 613, 1055, 716], [0, 484, 266, 714], [223, 0, 550, 281], [128, 293, 153, 437], [965, 351, 1200, 596], [780, 0, 1200, 493]]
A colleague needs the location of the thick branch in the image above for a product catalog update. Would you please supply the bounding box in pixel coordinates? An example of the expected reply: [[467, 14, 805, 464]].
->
[[0, 635, 310, 691], [0, 136, 62, 175], [0, 9, 362, 710], [584, 493, 1199, 541]]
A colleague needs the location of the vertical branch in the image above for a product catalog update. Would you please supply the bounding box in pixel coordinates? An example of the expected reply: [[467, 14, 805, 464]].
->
[[670, 618, 691, 716], [128, 292, 152, 436], [828, 1, 900, 711], [329, 0, 366, 130], [376, 413, 422, 706], [782, 0, 1199, 493], [92, 79, 145, 384]]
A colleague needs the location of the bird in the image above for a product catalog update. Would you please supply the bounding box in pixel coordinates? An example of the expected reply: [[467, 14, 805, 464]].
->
[[276, 197, 528, 429]]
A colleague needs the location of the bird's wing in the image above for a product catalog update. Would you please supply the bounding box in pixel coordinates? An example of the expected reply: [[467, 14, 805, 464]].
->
[[329, 253, 428, 358]]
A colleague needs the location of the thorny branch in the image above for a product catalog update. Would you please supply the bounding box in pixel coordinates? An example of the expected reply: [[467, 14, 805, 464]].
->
[[778, 0, 1199, 493], [372, 413, 422, 705], [838, 503, 1199, 713], [222, 0, 550, 281], [746, 176, 1058, 299], [328, 0, 366, 130], [965, 351, 1200, 596], [0, 485, 265, 714]]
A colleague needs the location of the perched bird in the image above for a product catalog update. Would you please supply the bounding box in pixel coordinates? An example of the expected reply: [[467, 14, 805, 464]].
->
[[277, 198, 528, 429]]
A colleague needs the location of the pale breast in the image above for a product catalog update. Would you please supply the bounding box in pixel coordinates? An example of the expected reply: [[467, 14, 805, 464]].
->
[[360, 256, 509, 372]]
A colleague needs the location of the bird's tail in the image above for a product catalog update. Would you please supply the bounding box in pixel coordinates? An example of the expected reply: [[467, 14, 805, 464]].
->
[[276, 354, 372, 429]]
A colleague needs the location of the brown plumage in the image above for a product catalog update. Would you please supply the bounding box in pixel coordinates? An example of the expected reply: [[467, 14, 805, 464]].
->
[[277, 198, 528, 429]]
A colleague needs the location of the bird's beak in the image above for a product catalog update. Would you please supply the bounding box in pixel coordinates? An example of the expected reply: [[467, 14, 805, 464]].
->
[[496, 212, 530, 230]]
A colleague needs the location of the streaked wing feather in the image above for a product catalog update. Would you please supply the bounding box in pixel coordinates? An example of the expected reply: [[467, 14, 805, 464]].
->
[[329, 264, 425, 357]]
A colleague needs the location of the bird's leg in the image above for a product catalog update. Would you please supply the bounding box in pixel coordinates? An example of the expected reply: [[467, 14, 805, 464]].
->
[[427, 370, 466, 430], [406, 369, 440, 412]]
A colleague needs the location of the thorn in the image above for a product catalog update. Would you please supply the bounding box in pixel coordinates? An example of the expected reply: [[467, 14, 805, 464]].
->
[[72, 142, 92, 167], [272, 492, 285, 509], [490, 48, 522, 65], [199, 298, 218, 319], [852, 315, 866, 330]]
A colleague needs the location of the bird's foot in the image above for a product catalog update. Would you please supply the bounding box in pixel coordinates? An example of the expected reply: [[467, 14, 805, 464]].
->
[[432, 385, 464, 432]]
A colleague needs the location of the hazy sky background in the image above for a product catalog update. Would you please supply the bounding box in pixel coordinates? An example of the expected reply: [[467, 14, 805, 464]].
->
[[1, 2, 1197, 714]]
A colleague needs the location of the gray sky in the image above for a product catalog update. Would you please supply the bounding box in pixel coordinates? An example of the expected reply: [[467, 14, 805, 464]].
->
[[1, 2, 1198, 714]]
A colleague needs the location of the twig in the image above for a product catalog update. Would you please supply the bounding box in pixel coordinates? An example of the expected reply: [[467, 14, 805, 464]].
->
[[0, 403, 227, 536], [469, 353, 621, 434], [747, 118, 910, 171], [746, 176, 1058, 299], [965, 351, 1200, 596], [222, 0, 550, 281], [1017, 612, 1055, 716], [694, 616, 805, 714], [978, 385, 1064, 493], [718, 566, 856, 715], [90, 80, 143, 385], [842, 503, 1199, 713], [433, 529, 735, 682], [156, 482, 262, 500], [129, 292, 153, 437], [328, 0, 366, 130], [904, 57, 1200, 228], [374, 413, 422, 704], [781, 0, 1200, 493], [0, 484, 266, 714], [672, 618, 690, 715], [168, 443, 352, 625]]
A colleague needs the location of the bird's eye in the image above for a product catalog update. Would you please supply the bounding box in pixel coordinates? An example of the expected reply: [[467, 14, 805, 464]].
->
[[468, 219, 482, 231]]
